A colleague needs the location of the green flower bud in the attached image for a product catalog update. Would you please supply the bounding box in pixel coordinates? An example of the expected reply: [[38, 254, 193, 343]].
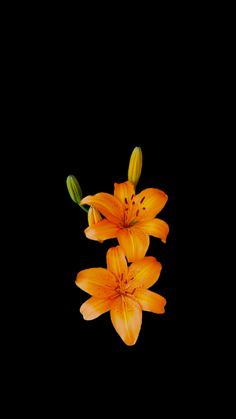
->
[[66, 175, 82, 205]]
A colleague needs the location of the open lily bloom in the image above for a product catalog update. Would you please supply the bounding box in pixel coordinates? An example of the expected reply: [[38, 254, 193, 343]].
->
[[80, 181, 169, 262], [76, 246, 166, 346]]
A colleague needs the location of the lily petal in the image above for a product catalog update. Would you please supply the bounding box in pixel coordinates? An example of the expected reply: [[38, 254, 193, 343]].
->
[[80, 193, 123, 224], [114, 181, 135, 205], [135, 188, 168, 220], [84, 219, 120, 241], [117, 227, 149, 263], [134, 289, 166, 314], [127, 257, 162, 290], [110, 296, 142, 346], [80, 296, 112, 320], [106, 246, 128, 279], [138, 218, 169, 243], [75, 268, 116, 297]]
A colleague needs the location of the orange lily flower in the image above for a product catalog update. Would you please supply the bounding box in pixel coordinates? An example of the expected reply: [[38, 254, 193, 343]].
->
[[80, 181, 169, 262], [76, 246, 166, 346]]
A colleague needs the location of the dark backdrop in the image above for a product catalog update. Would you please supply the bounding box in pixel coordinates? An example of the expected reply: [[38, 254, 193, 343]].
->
[[6, 11, 204, 410], [15, 40, 188, 367]]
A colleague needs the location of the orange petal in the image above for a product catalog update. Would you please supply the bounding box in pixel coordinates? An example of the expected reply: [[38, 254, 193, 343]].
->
[[138, 218, 169, 243], [117, 227, 149, 263], [127, 256, 162, 290], [84, 220, 120, 241], [80, 193, 123, 224], [80, 296, 112, 320], [110, 296, 142, 346], [135, 188, 168, 220], [134, 289, 166, 314], [106, 246, 128, 279], [114, 181, 135, 205], [75, 268, 116, 297]]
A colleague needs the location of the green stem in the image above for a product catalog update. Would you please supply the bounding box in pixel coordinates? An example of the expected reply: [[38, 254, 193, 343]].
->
[[79, 204, 89, 213]]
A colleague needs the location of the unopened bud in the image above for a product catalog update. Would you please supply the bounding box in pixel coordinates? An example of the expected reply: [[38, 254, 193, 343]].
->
[[88, 206, 103, 226], [128, 146, 143, 188], [66, 175, 82, 205], [88, 207, 103, 242]]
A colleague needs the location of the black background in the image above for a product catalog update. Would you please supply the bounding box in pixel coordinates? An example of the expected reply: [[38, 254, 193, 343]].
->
[[11, 30, 190, 375], [17, 65, 185, 367], [4, 8, 216, 410]]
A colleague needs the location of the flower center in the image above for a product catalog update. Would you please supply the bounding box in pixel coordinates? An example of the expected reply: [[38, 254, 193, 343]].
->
[[121, 194, 146, 228], [113, 273, 136, 296]]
